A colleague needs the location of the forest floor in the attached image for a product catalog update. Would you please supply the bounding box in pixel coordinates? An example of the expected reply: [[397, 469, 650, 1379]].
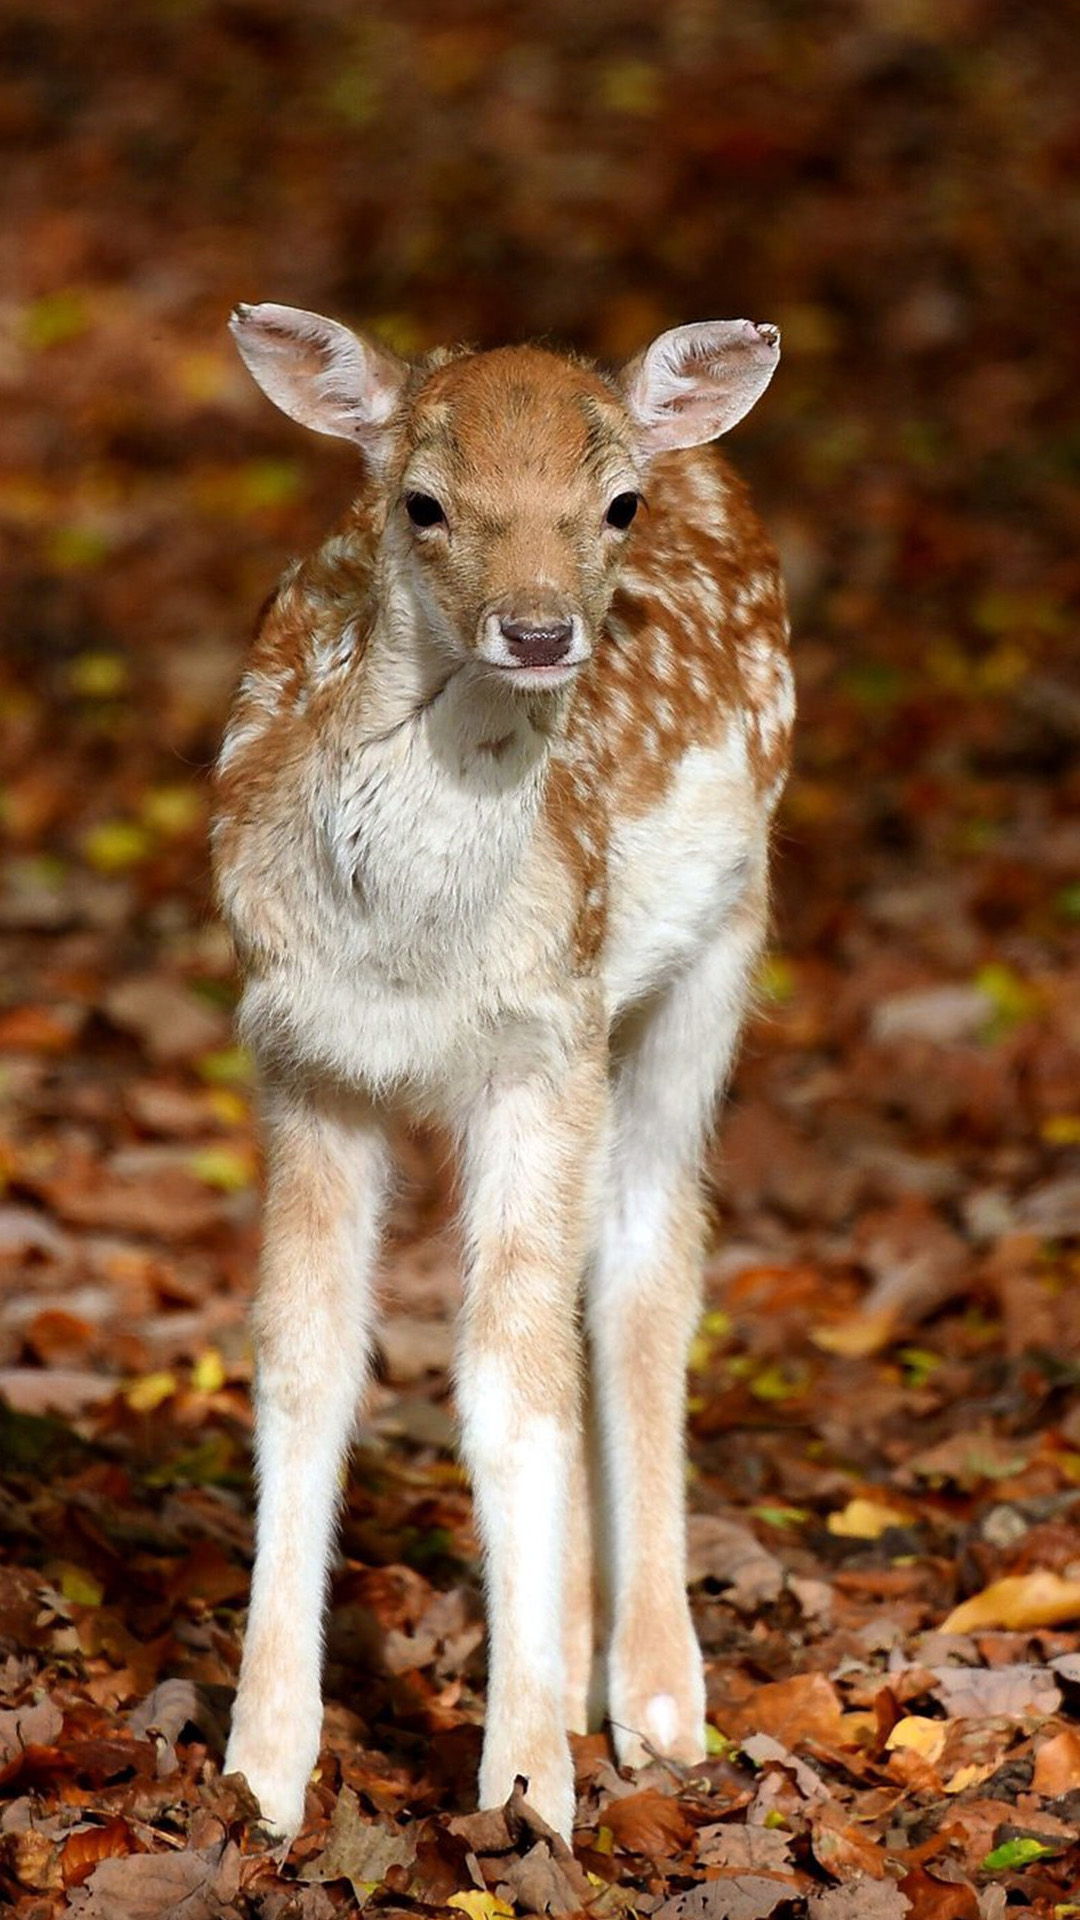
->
[[3, 1, 1080, 1914]]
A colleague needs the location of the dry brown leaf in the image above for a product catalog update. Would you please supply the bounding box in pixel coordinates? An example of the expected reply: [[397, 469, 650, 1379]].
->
[[60, 1818, 140, 1889], [298, 1786, 414, 1903], [0, 1698, 63, 1762], [896, 1866, 978, 1919], [66, 1838, 241, 1919], [653, 1875, 801, 1920], [603, 1788, 695, 1858], [686, 1513, 785, 1609], [930, 1662, 1060, 1720], [1031, 1727, 1080, 1797], [942, 1569, 1080, 1633], [696, 1824, 792, 1872], [723, 1672, 846, 1749], [808, 1879, 912, 1918], [810, 1802, 889, 1880], [497, 1839, 589, 1916]]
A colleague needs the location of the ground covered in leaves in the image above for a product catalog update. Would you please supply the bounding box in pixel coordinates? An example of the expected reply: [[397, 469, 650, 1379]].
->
[[3, 0, 1080, 1914]]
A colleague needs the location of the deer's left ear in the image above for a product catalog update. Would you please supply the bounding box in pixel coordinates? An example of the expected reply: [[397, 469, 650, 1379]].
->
[[621, 320, 780, 457]]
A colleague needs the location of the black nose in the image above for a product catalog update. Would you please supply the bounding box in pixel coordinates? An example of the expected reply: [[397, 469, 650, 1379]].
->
[[499, 618, 573, 668]]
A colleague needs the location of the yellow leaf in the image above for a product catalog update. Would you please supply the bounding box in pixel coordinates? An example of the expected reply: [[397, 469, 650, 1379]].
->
[[60, 1565, 104, 1607], [447, 1894, 515, 1920], [66, 653, 129, 699], [125, 1370, 178, 1413], [827, 1496, 910, 1540], [943, 1568, 1080, 1633], [82, 820, 152, 873], [140, 784, 204, 835], [1042, 1115, 1080, 1147], [22, 290, 92, 350], [944, 1760, 998, 1794], [207, 1088, 248, 1126], [885, 1716, 946, 1763], [187, 1146, 254, 1192], [197, 1046, 253, 1086], [811, 1309, 896, 1358], [192, 1348, 226, 1393], [593, 1825, 615, 1854]]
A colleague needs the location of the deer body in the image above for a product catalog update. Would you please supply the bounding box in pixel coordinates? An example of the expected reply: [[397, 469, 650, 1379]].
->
[[215, 308, 791, 1841]]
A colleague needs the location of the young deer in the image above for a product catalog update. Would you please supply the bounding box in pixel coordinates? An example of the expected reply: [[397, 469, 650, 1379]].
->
[[214, 303, 792, 1843]]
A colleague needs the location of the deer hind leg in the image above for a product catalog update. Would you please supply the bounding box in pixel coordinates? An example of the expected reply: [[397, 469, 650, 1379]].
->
[[589, 894, 766, 1770], [225, 1084, 389, 1838], [456, 1034, 607, 1842]]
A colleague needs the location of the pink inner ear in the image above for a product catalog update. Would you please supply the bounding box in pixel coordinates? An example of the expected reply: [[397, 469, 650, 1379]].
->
[[627, 320, 780, 453], [229, 302, 408, 445]]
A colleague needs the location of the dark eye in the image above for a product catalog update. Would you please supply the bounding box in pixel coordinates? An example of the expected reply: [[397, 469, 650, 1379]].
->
[[605, 491, 639, 530], [405, 491, 446, 529]]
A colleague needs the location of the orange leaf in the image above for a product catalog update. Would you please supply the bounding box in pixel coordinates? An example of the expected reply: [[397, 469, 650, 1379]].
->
[[603, 1789, 694, 1858], [1032, 1727, 1080, 1797], [60, 1818, 139, 1889], [943, 1569, 1080, 1632]]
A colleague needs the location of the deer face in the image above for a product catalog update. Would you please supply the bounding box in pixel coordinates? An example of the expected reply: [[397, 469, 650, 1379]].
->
[[229, 304, 780, 691], [389, 348, 640, 687]]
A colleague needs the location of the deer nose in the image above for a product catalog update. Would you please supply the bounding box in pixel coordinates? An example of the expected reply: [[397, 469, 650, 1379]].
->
[[499, 618, 574, 668]]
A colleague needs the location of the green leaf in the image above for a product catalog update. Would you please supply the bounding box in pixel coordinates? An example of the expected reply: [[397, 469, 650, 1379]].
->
[[751, 1504, 810, 1530], [981, 1835, 1058, 1871]]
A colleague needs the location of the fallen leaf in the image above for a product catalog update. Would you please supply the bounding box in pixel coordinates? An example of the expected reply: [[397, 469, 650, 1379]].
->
[[498, 1840, 589, 1916], [724, 1672, 846, 1748], [653, 1875, 801, 1920], [299, 1786, 415, 1903], [1031, 1727, 1080, 1797], [60, 1818, 140, 1889], [604, 1788, 694, 1857], [0, 1698, 63, 1762], [885, 1717, 947, 1764], [66, 1838, 241, 1919], [827, 1496, 912, 1539], [696, 1825, 792, 1871], [943, 1569, 1080, 1632], [446, 1895, 515, 1920], [931, 1663, 1060, 1720], [808, 1881, 912, 1918]]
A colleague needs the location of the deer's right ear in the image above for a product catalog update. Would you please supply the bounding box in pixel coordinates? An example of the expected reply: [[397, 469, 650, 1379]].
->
[[229, 303, 409, 452]]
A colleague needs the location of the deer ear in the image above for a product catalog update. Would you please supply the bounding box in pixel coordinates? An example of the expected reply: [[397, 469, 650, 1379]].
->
[[229, 303, 409, 450], [621, 319, 780, 456]]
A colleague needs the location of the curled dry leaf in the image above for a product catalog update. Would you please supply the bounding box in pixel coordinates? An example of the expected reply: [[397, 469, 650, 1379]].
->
[[59, 1817, 140, 1890]]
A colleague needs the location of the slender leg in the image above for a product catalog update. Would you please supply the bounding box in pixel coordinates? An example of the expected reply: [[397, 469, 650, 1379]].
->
[[456, 1033, 606, 1841], [590, 898, 765, 1769], [562, 1381, 606, 1733], [225, 1083, 389, 1836]]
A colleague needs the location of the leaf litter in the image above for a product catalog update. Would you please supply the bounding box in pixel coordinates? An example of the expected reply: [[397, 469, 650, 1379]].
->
[[4, 0, 1080, 1914]]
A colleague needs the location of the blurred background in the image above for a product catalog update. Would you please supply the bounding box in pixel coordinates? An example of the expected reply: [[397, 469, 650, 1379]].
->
[[2, 0, 1079, 1376]]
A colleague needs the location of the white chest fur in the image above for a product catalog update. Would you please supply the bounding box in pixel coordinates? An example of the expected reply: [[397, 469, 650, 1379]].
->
[[238, 678, 577, 1101]]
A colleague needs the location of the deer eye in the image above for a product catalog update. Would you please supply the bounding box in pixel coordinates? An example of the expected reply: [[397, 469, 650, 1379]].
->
[[405, 491, 446, 529], [605, 491, 640, 530]]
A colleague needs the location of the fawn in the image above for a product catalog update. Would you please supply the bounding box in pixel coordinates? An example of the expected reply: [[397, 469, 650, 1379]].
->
[[214, 302, 792, 1842]]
